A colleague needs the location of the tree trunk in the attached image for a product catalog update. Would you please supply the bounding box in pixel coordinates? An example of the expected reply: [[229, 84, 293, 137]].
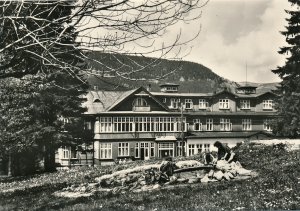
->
[[7, 151, 12, 176]]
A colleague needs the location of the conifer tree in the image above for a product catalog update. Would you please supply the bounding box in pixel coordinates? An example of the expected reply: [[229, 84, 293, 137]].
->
[[0, 1, 89, 174], [272, 0, 300, 137]]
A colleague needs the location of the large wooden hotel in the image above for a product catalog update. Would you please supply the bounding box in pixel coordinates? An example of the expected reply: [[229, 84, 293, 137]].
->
[[57, 83, 277, 165]]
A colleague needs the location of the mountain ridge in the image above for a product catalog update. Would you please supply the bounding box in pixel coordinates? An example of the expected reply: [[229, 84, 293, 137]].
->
[[86, 52, 278, 93]]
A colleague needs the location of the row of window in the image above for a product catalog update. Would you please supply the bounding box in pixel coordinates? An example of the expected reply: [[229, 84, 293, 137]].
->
[[95, 117, 187, 133], [192, 118, 272, 132], [98, 142, 217, 159], [99, 142, 170, 159], [95, 117, 272, 133], [166, 98, 274, 110], [188, 144, 210, 156]]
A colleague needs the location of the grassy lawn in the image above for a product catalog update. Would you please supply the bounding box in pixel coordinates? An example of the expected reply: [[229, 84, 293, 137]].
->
[[0, 143, 299, 211]]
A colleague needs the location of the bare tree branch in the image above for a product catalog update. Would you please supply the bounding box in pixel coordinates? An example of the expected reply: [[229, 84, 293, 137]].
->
[[0, 0, 208, 82]]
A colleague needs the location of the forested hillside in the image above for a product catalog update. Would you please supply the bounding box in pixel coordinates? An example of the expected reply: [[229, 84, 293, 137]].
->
[[86, 52, 277, 93]]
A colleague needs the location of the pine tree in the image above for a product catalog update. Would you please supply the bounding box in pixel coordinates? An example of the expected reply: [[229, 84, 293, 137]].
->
[[272, 0, 300, 137]]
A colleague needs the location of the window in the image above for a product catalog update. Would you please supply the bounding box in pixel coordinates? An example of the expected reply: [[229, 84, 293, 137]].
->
[[219, 99, 230, 109], [263, 100, 273, 110], [158, 142, 174, 157], [220, 118, 232, 131], [240, 100, 250, 110], [185, 99, 193, 109], [199, 99, 208, 109], [170, 98, 180, 109], [134, 97, 148, 107], [166, 86, 178, 92], [100, 143, 112, 159], [176, 142, 185, 156], [135, 143, 139, 158], [242, 119, 252, 131], [196, 144, 203, 154], [100, 117, 112, 132], [150, 143, 155, 157], [118, 143, 129, 156], [188, 144, 195, 156], [204, 144, 210, 151], [206, 118, 213, 131], [62, 146, 70, 159], [193, 119, 202, 131], [84, 121, 92, 130], [263, 119, 272, 131], [113, 117, 133, 132]]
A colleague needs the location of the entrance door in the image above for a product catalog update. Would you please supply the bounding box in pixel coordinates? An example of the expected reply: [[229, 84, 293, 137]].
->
[[140, 142, 150, 160]]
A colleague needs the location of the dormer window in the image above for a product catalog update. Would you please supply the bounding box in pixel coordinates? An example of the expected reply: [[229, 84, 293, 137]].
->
[[170, 98, 180, 109], [133, 97, 150, 112], [134, 97, 148, 107], [159, 83, 179, 93], [185, 99, 193, 110], [219, 99, 230, 109], [263, 100, 273, 110], [199, 99, 208, 109], [240, 100, 250, 110]]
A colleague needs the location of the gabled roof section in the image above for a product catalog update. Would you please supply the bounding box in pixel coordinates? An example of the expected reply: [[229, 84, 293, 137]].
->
[[256, 91, 278, 98], [108, 86, 169, 111], [213, 89, 238, 98], [83, 89, 136, 114]]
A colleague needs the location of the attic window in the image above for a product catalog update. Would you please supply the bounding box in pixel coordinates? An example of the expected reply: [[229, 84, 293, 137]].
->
[[134, 97, 148, 107], [94, 99, 101, 103]]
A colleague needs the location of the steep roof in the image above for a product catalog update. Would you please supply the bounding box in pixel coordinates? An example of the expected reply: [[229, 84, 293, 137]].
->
[[83, 89, 136, 114], [151, 92, 213, 97], [83, 87, 169, 114]]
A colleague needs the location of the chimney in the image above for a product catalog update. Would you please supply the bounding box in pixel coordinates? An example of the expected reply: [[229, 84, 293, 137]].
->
[[147, 84, 151, 92]]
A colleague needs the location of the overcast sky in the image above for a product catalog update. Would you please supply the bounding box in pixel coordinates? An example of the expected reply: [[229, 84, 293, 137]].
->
[[179, 0, 291, 83]]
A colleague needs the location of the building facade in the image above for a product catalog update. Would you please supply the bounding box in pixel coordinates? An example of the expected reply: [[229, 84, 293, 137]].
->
[[56, 83, 277, 165]]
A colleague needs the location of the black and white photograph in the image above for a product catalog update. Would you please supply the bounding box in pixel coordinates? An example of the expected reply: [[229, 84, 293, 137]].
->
[[0, 0, 299, 210]]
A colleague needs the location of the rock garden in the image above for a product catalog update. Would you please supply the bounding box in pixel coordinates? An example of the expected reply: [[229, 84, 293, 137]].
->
[[54, 157, 255, 198]]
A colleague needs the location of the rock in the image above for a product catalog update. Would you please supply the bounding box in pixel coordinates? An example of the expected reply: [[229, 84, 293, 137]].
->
[[229, 169, 237, 177], [164, 182, 171, 186], [141, 185, 153, 192], [201, 175, 210, 183], [216, 160, 231, 171], [214, 171, 224, 181], [133, 188, 142, 193], [88, 183, 99, 188], [188, 178, 199, 184], [177, 178, 188, 183], [175, 160, 203, 169], [152, 184, 161, 190], [223, 172, 231, 181], [237, 168, 252, 176], [140, 181, 147, 186], [208, 170, 214, 178], [227, 172, 235, 179]]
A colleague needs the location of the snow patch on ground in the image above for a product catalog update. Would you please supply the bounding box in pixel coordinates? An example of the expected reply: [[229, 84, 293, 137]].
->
[[53, 191, 93, 198], [252, 139, 300, 150]]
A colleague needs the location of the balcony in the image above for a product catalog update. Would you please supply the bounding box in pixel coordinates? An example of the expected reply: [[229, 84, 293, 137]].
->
[[133, 106, 151, 112]]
